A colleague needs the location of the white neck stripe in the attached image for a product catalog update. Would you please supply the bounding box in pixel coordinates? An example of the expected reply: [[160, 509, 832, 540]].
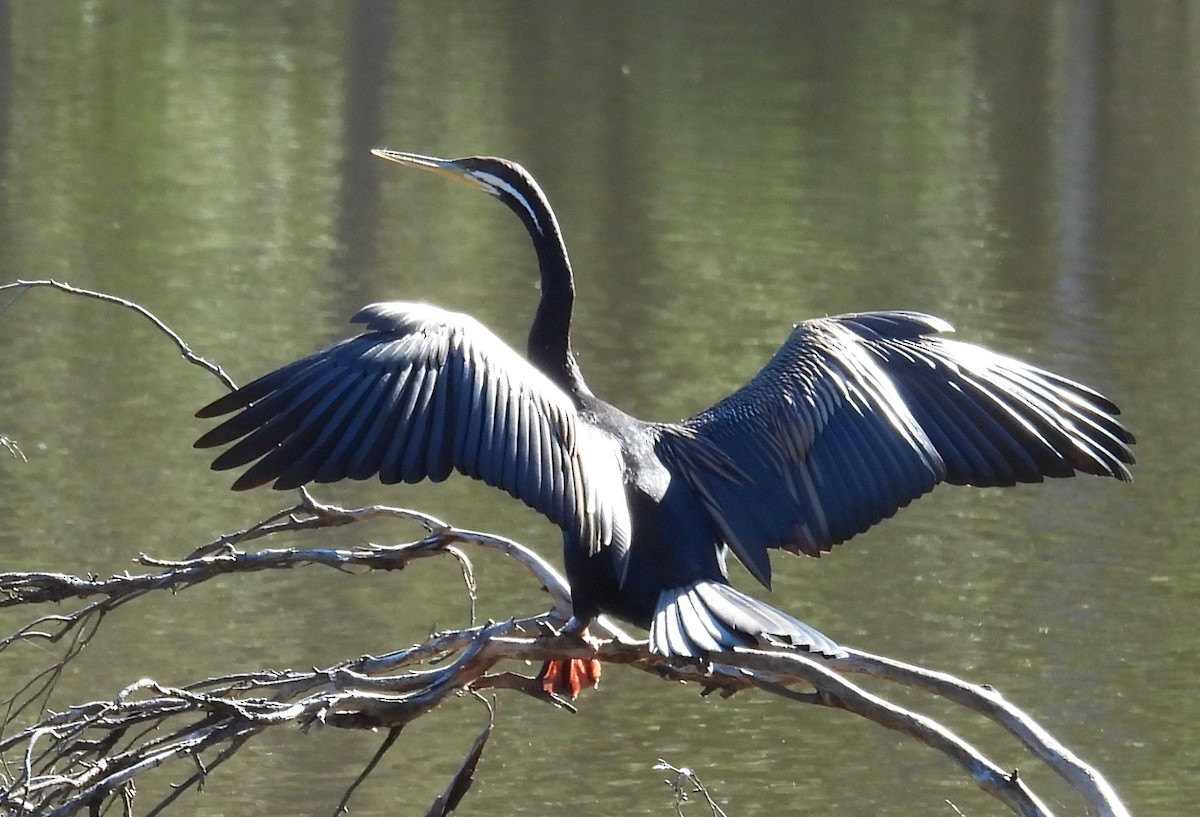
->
[[478, 171, 545, 236]]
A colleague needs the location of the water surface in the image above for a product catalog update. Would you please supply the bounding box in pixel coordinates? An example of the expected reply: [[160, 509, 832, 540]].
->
[[1, 2, 1195, 815]]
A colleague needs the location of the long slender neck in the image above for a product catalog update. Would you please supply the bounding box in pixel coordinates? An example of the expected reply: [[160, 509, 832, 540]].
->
[[526, 226, 591, 399]]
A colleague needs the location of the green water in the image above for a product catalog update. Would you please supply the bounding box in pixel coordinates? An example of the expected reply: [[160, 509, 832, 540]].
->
[[1, 2, 1194, 815]]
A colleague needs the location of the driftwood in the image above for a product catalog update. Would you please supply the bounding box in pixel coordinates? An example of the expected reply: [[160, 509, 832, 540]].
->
[[0, 280, 1132, 817]]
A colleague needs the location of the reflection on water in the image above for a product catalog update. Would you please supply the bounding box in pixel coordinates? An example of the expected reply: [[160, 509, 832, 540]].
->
[[1, 2, 1196, 815]]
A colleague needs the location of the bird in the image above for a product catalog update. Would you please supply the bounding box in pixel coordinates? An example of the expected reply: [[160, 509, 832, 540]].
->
[[195, 149, 1135, 696]]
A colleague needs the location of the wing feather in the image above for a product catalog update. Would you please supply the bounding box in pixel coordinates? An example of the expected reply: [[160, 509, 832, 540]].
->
[[315, 370, 395, 482], [347, 363, 408, 480], [196, 301, 628, 555], [278, 370, 377, 486], [659, 310, 1135, 587], [423, 349, 455, 481], [459, 347, 487, 479]]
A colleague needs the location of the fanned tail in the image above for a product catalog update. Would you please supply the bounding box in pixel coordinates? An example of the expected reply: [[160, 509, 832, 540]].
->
[[650, 581, 845, 659]]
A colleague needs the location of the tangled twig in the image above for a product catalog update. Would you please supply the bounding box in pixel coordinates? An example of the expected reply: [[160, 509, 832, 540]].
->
[[0, 496, 1129, 817]]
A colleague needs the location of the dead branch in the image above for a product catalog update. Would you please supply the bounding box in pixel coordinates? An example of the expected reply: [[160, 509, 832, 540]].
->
[[0, 279, 236, 390], [0, 497, 1131, 817], [0, 436, 25, 463], [0, 279, 1133, 816], [654, 759, 730, 817]]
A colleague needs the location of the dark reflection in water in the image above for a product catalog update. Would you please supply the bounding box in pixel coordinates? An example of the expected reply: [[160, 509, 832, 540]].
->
[[329, 1, 394, 311], [1, 2, 1196, 815]]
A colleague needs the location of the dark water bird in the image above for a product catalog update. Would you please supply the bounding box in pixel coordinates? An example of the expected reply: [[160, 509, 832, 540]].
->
[[195, 150, 1135, 693]]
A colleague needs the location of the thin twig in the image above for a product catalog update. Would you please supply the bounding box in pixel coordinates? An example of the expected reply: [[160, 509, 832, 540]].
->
[[0, 435, 26, 462], [424, 693, 495, 817], [332, 726, 404, 816], [0, 279, 235, 390], [654, 759, 729, 817]]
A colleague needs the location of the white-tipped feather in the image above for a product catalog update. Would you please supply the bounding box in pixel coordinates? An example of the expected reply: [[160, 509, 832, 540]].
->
[[650, 581, 846, 659], [675, 589, 724, 653], [662, 600, 690, 656]]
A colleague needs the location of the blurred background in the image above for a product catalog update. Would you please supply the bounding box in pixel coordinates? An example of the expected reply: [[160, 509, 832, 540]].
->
[[0, 2, 1195, 815]]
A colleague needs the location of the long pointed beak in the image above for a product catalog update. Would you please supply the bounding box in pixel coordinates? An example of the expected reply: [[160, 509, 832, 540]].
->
[[371, 149, 496, 195]]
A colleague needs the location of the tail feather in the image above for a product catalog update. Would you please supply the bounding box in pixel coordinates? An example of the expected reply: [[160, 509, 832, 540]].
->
[[677, 586, 736, 652], [651, 581, 845, 659]]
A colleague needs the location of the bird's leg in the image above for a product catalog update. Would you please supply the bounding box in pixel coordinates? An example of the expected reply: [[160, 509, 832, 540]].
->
[[561, 615, 609, 649], [537, 616, 603, 699]]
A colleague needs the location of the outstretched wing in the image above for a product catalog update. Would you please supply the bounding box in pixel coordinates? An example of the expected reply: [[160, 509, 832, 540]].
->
[[658, 310, 1135, 587], [195, 301, 629, 556]]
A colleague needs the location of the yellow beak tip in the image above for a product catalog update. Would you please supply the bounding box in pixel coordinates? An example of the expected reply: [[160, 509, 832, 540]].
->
[[370, 150, 493, 195]]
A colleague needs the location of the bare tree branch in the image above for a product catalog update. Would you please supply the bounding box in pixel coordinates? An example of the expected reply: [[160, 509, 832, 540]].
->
[[0, 435, 25, 462], [0, 279, 236, 390], [0, 501, 1132, 817], [423, 693, 494, 817], [837, 650, 1130, 817], [654, 759, 730, 817], [334, 725, 404, 816]]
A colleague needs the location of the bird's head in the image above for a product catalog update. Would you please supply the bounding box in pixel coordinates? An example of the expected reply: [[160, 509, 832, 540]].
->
[[371, 149, 555, 240]]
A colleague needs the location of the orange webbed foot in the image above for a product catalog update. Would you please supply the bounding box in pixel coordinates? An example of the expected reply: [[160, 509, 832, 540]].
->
[[537, 656, 602, 698], [536, 618, 604, 699]]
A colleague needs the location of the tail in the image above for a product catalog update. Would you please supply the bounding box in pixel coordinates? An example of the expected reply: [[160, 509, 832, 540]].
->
[[650, 581, 846, 659]]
